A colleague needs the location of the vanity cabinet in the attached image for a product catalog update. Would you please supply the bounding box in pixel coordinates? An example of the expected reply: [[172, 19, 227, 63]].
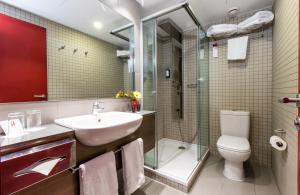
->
[[1, 112, 155, 195], [0, 138, 75, 195]]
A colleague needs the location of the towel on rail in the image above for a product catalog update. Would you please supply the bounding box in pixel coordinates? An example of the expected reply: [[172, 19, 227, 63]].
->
[[79, 151, 118, 195], [122, 138, 145, 195]]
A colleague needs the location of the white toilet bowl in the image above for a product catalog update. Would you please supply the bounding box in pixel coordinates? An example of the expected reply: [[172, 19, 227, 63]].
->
[[217, 135, 251, 181]]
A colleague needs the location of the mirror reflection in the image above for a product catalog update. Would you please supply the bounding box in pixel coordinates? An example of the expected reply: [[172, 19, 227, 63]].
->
[[0, 0, 133, 103]]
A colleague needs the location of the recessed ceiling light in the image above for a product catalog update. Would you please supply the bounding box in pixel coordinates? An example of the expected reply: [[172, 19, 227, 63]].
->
[[94, 21, 103, 30]]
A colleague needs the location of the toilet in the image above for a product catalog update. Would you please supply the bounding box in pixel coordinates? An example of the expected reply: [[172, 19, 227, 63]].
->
[[217, 110, 251, 181]]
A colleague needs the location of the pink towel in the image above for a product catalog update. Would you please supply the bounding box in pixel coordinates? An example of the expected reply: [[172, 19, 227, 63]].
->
[[79, 151, 118, 195], [122, 138, 145, 195]]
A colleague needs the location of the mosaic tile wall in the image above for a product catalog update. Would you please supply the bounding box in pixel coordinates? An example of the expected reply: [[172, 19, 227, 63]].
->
[[0, 2, 125, 100], [272, 0, 298, 194], [207, 12, 273, 166]]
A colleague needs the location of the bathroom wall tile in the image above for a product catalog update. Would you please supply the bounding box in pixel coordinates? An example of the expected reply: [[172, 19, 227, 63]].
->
[[272, 0, 298, 194], [207, 11, 273, 167]]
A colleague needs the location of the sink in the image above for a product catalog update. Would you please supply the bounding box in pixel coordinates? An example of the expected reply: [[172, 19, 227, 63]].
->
[[54, 112, 143, 146]]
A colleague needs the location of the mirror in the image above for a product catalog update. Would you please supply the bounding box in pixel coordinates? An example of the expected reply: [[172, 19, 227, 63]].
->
[[0, 0, 133, 103]]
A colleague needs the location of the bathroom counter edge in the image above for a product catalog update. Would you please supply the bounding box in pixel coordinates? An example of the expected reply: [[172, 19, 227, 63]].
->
[[0, 124, 74, 155]]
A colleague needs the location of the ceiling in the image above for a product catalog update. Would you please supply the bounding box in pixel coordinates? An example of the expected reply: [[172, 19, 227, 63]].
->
[[1, 0, 131, 47], [2, 0, 275, 45], [141, 0, 275, 27]]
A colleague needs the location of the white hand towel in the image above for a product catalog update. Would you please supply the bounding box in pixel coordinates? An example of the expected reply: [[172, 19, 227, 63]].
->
[[122, 138, 145, 195], [79, 151, 118, 195], [227, 36, 249, 60]]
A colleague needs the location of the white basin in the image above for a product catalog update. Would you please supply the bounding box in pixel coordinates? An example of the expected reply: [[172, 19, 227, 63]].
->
[[54, 112, 143, 146]]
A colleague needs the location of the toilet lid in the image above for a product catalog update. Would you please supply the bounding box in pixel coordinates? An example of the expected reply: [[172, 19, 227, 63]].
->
[[217, 135, 250, 153]]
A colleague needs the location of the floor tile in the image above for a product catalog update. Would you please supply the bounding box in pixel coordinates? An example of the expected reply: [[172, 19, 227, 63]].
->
[[136, 155, 280, 195]]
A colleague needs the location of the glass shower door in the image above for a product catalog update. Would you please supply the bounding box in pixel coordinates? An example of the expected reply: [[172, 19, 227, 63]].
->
[[143, 19, 158, 168], [197, 27, 210, 160]]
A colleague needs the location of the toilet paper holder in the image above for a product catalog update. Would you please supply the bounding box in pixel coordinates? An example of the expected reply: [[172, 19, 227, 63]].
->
[[270, 135, 287, 151], [273, 129, 286, 135]]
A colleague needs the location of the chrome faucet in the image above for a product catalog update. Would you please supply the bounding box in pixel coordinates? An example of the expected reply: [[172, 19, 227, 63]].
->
[[93, 101, 104, 122]]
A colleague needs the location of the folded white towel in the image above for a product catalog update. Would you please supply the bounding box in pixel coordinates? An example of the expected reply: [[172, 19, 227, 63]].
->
[[227, 36, 249, 60], [79, 151, 118, 195], [122, 138, 145, 195]]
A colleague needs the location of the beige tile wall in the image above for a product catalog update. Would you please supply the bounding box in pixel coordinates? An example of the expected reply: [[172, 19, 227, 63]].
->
[[208, 13, 273, 166], [272, 0, 298, 194], [0, 2, 125, 100]]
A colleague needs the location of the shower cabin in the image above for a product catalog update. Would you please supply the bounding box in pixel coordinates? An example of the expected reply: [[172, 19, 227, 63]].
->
[[142, 3, 210, 190], [110, 2, 209, 191]]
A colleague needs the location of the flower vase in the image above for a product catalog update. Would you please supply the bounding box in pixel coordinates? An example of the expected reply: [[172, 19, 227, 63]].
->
[[131, 100, 140, 113]]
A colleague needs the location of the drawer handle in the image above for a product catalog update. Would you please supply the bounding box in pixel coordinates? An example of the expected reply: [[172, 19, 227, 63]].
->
[[13, 156, 66, 177], [33, 94, 46, 98]]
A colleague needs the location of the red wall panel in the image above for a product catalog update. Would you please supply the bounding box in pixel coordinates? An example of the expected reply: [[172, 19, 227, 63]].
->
[[0, 13, 47, 102]]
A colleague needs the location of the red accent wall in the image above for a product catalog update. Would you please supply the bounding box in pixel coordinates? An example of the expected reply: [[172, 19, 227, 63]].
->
[[0, 13, 47, 102]]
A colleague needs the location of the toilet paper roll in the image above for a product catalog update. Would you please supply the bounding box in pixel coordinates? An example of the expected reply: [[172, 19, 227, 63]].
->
[[269, 135, 287, 151]]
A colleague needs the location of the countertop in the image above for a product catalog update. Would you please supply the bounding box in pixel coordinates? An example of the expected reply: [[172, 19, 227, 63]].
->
[[0, 124, 73, 149], [133, 110, 156, 116], [0, 110, 155, 150]]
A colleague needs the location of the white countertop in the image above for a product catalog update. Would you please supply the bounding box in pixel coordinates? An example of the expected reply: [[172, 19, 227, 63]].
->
[[0, 124, 73, 148], [134, 110, 156, 116]]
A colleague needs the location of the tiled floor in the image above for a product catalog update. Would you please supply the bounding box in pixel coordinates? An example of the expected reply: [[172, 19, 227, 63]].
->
[[134, 155, 280, 195]]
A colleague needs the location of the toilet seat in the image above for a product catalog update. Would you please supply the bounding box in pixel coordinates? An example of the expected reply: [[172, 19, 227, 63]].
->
[[217, 135, 250, 153]]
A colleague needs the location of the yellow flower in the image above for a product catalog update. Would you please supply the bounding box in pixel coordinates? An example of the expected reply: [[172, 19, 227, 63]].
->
[[133, 91, 141, 99], [116, 90, 125, 98], [115, 90, 141, 100]]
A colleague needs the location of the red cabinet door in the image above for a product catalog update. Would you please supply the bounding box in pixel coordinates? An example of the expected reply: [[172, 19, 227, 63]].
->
[[0, 13, 47, 102]]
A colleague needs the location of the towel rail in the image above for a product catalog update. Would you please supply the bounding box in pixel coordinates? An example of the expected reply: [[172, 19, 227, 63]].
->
[[69, 148, 122, 173]]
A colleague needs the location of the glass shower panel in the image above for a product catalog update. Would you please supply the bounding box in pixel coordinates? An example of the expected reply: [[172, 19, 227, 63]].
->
[[117, 26, 135, 91], [128, 26, 135, 90], [197, 28, 209, 160], [143, 19, 158, 168]]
